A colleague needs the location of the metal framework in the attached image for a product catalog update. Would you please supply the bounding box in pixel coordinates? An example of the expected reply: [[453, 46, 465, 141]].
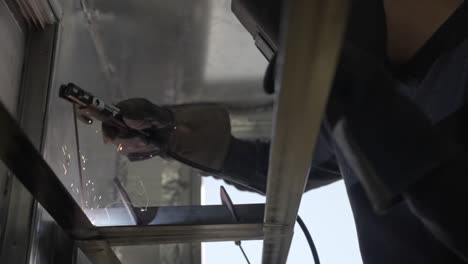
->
[[0, 0, 348, 263], [262, 0, 348, 262]]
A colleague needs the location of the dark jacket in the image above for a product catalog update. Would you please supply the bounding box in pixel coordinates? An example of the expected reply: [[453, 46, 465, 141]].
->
[[219, 1, 468, 263]]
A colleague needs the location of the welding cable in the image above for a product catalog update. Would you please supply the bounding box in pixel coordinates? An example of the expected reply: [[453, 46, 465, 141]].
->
[[226, 185, 321, 264], [235, 241, 251, 264], [235, 215, 320, 264], [297, 215, 320, 264]]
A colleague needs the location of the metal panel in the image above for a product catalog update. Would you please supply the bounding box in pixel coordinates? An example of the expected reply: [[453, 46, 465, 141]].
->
[[0, 0, 25, 119], [262, 0, 348, 263], [6, 0, 57, 28], [0, 0, 26, 258], [49, 1, 269, 263], [49, 0, 270, 214], [20, 26, 60, 264]]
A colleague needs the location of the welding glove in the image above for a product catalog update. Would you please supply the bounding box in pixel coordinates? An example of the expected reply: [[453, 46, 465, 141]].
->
[[102, 98, 231, 173]]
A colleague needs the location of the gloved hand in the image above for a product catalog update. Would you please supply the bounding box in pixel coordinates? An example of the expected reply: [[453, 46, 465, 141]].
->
[[102, 98, 232, 173], [101, 98, 174, 161]]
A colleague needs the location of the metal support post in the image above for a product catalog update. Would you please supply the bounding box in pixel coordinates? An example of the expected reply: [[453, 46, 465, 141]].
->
[[262, 0, 348, 263]]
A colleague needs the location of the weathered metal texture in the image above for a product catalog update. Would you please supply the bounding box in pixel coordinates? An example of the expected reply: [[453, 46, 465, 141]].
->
[[4, 24, 57, 264], [0, 0, 25, 117], [262, 0, 348, 263], [0, 0, 26, 251], [8, 0, 57, 28]]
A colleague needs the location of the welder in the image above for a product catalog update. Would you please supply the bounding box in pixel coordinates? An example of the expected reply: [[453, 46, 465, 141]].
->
[[100, 0, 468, 263]]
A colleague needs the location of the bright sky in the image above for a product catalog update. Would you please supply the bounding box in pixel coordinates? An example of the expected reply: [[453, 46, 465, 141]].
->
[[202, 178, 363, 264]]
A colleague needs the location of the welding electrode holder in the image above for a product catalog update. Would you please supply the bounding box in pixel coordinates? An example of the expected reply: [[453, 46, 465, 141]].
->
[[59, 83, 232, 173], [59, 83, 173, 158]]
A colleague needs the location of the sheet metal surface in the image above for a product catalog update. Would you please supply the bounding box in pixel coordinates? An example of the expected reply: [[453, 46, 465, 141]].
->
[[43, 0, 270, 263], [46, 0, 270, 224], [0, 0, 25, 253]]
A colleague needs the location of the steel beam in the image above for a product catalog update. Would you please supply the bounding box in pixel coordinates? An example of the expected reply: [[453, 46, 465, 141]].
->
[[262, 0, 348, 263], [94, 223, 264, 246], [78, 204, 265, 245]]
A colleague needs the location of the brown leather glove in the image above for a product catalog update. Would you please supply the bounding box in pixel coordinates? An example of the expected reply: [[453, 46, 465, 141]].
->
[[102, 98, 231, 173]]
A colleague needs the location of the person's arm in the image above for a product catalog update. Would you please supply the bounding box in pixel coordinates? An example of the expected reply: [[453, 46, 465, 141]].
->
[[102, 99, 341, 195], [218, 131, 341, 195]]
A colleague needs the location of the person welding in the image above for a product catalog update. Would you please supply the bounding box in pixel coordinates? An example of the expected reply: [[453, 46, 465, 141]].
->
[[65, 0, 468, 263]]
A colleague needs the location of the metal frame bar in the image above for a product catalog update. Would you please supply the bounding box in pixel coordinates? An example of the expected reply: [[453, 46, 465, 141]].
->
[[262, 0, 348, 263], [96, 223, 264, 246], [89, 204, 265, 245], [0, 22, 78, 264]]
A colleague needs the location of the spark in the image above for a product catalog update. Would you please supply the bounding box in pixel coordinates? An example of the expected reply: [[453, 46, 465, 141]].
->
[[99, 196, 102, 200], [68, 153, 71, 159], [105, 208, 111, 222], [91, 188, 95, 191], [86, 183, 88, 186], [76, 188, 80, 193], [137, 180, 149, 211], [82, 167, 86, 171], [62, 164, 68, 175], [61, 146, 66, 155], [136, 180, 145, 195], [71, 183, 74, 188], [88, 180, 91, 183], [117, 144, 123, 152]]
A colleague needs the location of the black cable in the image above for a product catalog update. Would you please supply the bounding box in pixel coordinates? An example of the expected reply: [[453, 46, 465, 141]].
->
[[297, 215, 321, 264], [228, 187, 320, 264], [236, 241, 251, 264], [233, 215, 320, 264]]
